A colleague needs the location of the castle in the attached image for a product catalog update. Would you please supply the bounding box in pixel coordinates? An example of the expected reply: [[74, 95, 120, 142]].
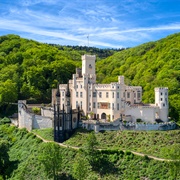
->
[[17, 54, 175, 141], [52, 54, 169, 123]]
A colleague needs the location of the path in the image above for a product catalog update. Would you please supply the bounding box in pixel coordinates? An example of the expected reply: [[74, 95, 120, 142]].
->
[[33, 132, 173, 162]]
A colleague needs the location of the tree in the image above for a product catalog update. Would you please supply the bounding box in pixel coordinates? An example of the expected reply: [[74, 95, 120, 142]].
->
[[72, 151, 91, 180], [83, 132, 99, 170], [38, 142, 62, 180], [0, 140, 10, 179]]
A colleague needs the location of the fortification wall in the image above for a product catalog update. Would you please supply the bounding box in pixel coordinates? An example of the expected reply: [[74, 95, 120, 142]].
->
[[32, 115, 52, 129], [82, 121, 177, 132], [125, 105, 158, 123], [41, 107, 54, 118], [121, 122, 176, 131], [18, 101, 52, 130]]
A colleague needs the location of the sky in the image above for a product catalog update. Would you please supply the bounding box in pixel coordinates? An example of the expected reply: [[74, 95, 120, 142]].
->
[[0, 0, 180, 48]]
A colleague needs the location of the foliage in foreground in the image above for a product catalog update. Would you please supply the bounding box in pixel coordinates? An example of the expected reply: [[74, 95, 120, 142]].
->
[[0, 125, 179, 179]]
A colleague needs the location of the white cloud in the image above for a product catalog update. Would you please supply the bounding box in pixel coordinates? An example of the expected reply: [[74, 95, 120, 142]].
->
[[0, 0, 180, 48]]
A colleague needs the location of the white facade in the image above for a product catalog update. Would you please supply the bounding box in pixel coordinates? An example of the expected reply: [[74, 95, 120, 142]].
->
[[54, 54, 169, 123]]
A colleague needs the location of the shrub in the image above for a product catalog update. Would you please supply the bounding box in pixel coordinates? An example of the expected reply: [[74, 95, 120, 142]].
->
[[32, 107, 41, 115], [0, 117, 11, 125]]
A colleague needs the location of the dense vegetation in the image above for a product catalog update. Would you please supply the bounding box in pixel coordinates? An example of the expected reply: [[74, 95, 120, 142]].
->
[[0, 123, 179, 180], [64, 128, 180, 159], [0, 33, 180, 122], [0, 34, 118, 116]]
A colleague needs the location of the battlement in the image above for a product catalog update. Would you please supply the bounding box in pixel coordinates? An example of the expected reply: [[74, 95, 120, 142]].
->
[[94, 84, 111, 89], [82, 54, 96, 60], [155, 87, 168, 91]]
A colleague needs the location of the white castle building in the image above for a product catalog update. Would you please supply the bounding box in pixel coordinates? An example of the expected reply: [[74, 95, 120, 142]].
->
[[52, 54, 169, 123]]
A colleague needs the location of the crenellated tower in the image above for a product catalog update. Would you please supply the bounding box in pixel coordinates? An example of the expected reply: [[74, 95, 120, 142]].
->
[[155, 87, 169, 122]]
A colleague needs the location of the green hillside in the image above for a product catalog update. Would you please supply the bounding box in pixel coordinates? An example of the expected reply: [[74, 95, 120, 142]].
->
[[0, 34, 117, 116], [0, 124, 179, 180], [0, 33, 180, 122], [96, 33, 180, 122]]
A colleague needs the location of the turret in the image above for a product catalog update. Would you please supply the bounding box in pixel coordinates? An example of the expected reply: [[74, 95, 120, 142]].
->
[[155, 87, 168, 122], [65, 82, 71, 113], [82, 54, 96, 76], [56, 84, 60, 106]]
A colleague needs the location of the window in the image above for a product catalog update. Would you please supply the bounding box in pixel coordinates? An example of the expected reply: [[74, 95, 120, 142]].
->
[[137, 92, 141, 100], [127, 92, 130, 98], [99, 92, 102, 98], [93, 92, 96, 97], [161, 98, 163, 101], [80, 101, 82, 109], [161, 92, 163, 95], [76, 85, 78, 88], [89, 102, 91, 106], [76, 92, 78, 97], [98, 103, 100, 109], [93, 102, 96, 108], [117, 103, 119, 110], [62, 92, 64, 96], [112, 92, 114, 98], [81, 84, 82, 88], [80, 92, 83, 98], [123, 92, 125, 97], [89, 64, 92, 69], [76, 101, 78, 108], [163, 103, 165, 107], [117, 92, 119, 98], [165, 98, 167, 105], [134, 92, 136, 98], [106, 92, 109, 98], [112, 103, 114, 110]]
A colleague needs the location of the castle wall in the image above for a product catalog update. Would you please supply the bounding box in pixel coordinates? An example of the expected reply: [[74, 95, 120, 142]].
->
[[18, 101, 53, 130], [41, 107, 54, 118], [82, 121, 177, 131], [32, 115, 52, 129], [125, 106, 157, 123]]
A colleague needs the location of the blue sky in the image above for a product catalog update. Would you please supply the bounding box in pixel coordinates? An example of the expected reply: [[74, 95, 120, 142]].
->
[[0, 0, 180, 48]]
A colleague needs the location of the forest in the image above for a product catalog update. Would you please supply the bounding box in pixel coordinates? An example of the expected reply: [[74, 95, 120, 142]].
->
[[0, 33, 180, 122]]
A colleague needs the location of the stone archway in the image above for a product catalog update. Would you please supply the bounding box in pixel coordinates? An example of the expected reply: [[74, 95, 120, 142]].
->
[[101, 113, 106, 120]]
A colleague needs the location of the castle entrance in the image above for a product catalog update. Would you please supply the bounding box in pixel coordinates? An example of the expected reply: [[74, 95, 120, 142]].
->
[[101, 113, 106, 120]]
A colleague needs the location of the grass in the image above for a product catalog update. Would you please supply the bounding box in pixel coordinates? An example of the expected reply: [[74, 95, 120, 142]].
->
[[32, 128, 54, 141]]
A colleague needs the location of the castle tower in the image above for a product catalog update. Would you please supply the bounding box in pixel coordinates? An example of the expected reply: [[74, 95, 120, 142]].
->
[[65, 82, 72, 131], [82, 54, 96, 83], [65, 82, 71, 113], [118, 76, 124, 84], [155, 87, 168, 122], [55, 84, 60, 110], [54, 85, 61, 142]]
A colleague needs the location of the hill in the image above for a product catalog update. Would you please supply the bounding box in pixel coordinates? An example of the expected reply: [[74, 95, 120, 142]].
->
[[96, 33, 180, 122], [0, 34, 117, 116], [0, 33, 179, 122], [0, 124, 178, 179]]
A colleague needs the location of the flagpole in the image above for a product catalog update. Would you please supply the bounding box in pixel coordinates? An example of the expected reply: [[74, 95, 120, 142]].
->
[[87, 34, 89, 48]]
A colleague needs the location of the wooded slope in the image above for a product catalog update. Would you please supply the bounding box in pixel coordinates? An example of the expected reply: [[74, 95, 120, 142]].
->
[[0, 33, 179, 122]]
